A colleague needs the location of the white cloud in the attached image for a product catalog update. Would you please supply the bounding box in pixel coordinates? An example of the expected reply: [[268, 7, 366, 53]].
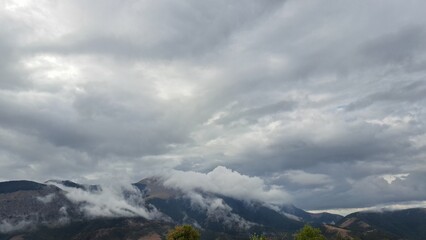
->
[[163, 166, 291, 205], [184, 191, 255, 229], [0, 220, 32, 233], [382, 173, 410, 184], [309, 200, 426, 217], [50, 182, 160, 219], [36, 193, 56, 204]]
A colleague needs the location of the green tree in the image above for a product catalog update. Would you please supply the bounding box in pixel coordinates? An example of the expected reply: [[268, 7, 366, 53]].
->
[[294, 225, 326, 240], [167, 225, 200, 240], [250, 233, 268, 240]]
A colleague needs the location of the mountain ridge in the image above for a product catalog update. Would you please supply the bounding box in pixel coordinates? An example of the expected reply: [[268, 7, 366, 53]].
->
[[1, 178, 425, 239]]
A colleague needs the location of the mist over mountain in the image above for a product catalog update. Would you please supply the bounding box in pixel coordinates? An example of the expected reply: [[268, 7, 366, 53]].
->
[[1, 178, 426, 239], [0, 177, 338, 239]]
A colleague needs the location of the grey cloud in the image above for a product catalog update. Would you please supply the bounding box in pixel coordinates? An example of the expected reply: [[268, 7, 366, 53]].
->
[[359, 26, 426, 66], [224, 113, 421, 172], [297, 171, 426, 210], [30, 0, 285, 60], [211, 100, 297, 126], [345, 80, 426, 111], [0, 95, 92, 149], [0, 34, 31, 90], [0, 0, 426, 212]]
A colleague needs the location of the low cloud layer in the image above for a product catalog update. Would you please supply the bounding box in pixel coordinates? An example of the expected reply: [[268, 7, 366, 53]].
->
[[51, 182, 160, 219], [0, 0, 426, 211], [163, 166, 291, 205], [0, 220, 32, 233], [184, 191, 256, 229]]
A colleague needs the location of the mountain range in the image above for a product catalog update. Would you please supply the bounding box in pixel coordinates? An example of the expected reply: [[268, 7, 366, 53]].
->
[[0, 178, 425, 240]]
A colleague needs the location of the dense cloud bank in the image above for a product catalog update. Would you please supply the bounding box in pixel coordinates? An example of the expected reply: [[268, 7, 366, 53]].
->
[[0, 0, 426, 211], [163, 166, 291, 205]]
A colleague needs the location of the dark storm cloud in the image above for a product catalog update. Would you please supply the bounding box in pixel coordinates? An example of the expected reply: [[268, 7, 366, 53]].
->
[[1, 0, 426, 212]]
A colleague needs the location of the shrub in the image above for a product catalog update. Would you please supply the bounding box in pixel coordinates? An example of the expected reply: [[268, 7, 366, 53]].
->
[[167, 225, 200, 240], [294, 225, 326, 240]]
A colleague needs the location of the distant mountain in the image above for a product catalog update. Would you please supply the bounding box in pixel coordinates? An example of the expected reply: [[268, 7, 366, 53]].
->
[[3, 178, 314, 239], [332, 208, 426, 240], [279, 204, 343, 225], [134, 178, 343, 231], [0, 180, 46, 194], [135, 177, 308, 238], [5, 178, 426, 240], [0, 180, 81, 233], [45, 179, 101, 192]]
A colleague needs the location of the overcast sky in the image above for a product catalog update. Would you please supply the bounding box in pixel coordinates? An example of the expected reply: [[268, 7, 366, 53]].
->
[[1, 0, 426, 212]]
